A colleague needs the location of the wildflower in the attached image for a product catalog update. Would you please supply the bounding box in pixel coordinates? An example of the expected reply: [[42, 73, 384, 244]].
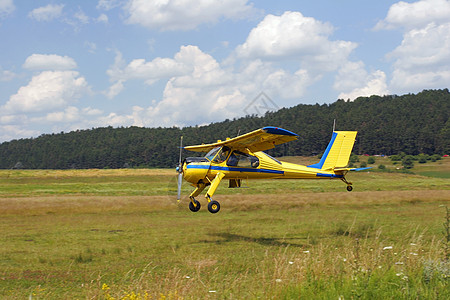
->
[[303, 250, 310, 253], [343, 258, 347, 262], [102, 283, 110, 291], [209, 290, 217, 293], [276, 279, 282, 283], [289, 261, 294, 265], [383, 246, 393, 250], [395, 262, 404, 265], [410, 252, 418, 256], [184, 275, 191, 279]]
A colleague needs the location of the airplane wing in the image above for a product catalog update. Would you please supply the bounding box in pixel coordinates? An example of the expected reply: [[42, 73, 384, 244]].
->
[[184, 126, 298, 153]]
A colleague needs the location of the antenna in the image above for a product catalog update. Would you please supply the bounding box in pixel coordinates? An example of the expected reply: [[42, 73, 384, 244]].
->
[[333, 119, 336, 132]]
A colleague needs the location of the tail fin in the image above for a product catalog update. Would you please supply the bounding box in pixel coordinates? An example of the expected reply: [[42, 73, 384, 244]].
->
[[308, 131, 357, 170]]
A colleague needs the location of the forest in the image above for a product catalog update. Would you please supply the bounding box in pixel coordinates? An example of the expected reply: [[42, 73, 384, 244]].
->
[[0, 89, 449, 169]]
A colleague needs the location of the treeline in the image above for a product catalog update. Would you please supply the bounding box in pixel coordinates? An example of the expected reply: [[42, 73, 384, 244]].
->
[[0, 89, 449, 169]]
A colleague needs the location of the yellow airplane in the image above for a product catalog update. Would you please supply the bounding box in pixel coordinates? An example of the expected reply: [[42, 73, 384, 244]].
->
[[176, 126, 369, 213]]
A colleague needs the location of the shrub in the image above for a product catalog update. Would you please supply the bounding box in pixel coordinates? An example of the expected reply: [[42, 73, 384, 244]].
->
[[367, 156, 376, 164], [349, 154, 359, 163], [378, 164, 386, 170], [390, 155, 401, 161], [402, 155, 414, 169], [360, 162, 367, 168]]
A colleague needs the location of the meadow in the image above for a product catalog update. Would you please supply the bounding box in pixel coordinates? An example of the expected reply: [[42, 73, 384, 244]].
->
[[0, 158, 449, 299]]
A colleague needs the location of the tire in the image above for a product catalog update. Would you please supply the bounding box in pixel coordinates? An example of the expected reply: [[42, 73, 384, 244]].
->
[[189, 199, 201, 212], [208, 200, 220, 214], [346, 185, 353, 192]]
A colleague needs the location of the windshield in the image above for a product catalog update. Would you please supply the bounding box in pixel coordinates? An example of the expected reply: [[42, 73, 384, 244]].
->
[[205, 147, 221, 161], [213, 146, 231, 163]]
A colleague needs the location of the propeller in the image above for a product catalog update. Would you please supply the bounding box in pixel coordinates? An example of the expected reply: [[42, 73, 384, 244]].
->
[[176, 136, 183, 201]]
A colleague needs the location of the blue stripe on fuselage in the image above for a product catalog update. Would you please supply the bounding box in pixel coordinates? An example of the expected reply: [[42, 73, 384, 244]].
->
[[186, 164, 284, 174], [316, 173, 343, 178]]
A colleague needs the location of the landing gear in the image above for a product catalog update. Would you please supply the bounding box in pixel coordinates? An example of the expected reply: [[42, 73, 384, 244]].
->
[[207, 200, 220, 214], [341, 176, 353, 192], [206, 194, 220, 213], [189, 197, 201, 212]]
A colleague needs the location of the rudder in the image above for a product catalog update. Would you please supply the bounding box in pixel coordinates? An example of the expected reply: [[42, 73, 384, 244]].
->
[[308, 131, 357, 170]]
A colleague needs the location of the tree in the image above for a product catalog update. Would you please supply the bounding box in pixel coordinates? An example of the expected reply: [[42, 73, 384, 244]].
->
[[402, 155, 415, 169]]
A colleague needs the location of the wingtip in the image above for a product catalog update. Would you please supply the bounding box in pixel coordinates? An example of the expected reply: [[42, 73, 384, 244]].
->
[[262, 126, 298, 136]]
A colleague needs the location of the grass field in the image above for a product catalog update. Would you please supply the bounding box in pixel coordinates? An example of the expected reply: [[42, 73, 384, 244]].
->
[[0, 158, 449, 299]]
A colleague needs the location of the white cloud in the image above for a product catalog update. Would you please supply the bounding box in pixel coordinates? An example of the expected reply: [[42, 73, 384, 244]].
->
[[23, 54, 77, 71], [74, 9, 89, 25], [375, 0, 450, 30], [124, 0, 255, 31], [337, 70, 388, 101], [377, 1, 450, 93], [97, 13, 108, 23], [97, 0, 125, 11], [4, 71, 88, 113], [28, 4, 64, 22], [83, 107, 103, 116], [0, 0, 14, 17], [45, 106, 80, 123], [84, 41, 97, 54], [236, 11, 357, 68], [105, 45, 320, 128], [0, 67, 15, 81], [0, 125, 39, 142]]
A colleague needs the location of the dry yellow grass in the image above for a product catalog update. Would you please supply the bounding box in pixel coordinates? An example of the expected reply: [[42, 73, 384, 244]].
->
[[0, 168, 174, 178]]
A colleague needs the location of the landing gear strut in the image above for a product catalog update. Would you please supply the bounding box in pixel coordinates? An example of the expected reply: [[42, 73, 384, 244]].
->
[[341, 177, 353, 192]]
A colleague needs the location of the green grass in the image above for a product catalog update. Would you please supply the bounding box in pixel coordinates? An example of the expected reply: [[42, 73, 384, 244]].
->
[[0, 161, 449, 299]]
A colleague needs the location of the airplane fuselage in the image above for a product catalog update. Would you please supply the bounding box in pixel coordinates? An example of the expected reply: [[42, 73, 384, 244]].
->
[[182, 150, 344, 185]]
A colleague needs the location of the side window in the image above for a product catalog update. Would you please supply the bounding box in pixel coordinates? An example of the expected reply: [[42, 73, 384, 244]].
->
[[227, 151, 259, 168], [212, 146, 231, 163]]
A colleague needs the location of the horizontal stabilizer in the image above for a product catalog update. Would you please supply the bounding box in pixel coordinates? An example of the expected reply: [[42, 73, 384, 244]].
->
[[350, 167, 372, 171]]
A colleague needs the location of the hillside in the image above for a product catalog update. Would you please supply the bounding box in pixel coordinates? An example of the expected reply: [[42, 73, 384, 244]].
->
[[0, 89, 449, 169]]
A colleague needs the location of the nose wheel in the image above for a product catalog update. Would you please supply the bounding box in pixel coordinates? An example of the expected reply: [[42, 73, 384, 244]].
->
[[189, 197, 201, 212]]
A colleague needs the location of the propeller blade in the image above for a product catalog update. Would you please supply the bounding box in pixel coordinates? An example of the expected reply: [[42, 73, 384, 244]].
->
[[177, 136, 184, 201], [177, 172, 183, 201], [178, 136, 183, 167]]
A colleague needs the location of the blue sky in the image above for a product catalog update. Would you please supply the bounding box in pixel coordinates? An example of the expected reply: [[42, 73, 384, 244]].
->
[[1, 0, 449, 142]]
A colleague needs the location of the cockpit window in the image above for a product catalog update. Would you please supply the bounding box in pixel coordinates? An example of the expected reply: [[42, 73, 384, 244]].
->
[[227, 151, 259, 168], [204, 146, 231, 163], [205, 147, 221, 161], [212, 146, 231, 163]]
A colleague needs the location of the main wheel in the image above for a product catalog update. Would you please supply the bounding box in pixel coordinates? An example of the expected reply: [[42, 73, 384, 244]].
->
[[346, 185, 353, 192], [189, 199, 201, 212], [207, 200, 220, 214]]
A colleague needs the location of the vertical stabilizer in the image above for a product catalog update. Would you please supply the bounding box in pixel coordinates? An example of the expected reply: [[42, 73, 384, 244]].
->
[[308, 131, 357, 170]]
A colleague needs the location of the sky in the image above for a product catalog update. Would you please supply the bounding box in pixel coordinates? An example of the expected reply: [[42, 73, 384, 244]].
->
[[1, 0, 450, 142]]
